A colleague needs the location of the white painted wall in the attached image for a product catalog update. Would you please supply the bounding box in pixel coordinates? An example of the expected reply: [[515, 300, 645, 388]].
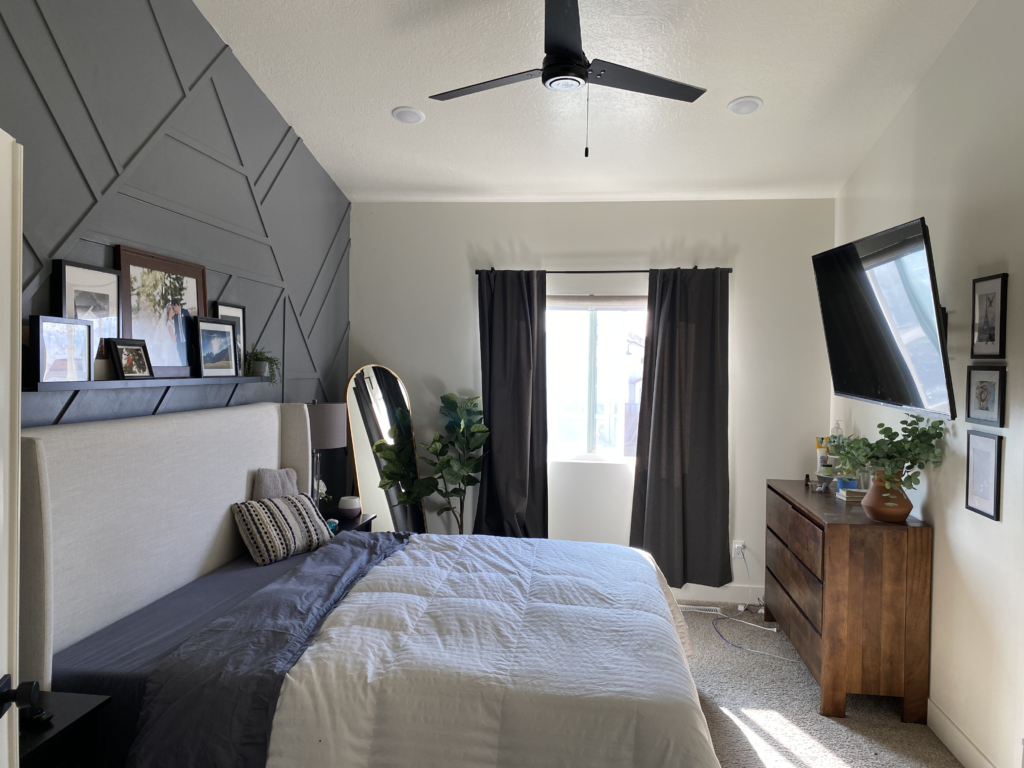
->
[[351, 200, 834, 598], [834, 0, 1023, 765]]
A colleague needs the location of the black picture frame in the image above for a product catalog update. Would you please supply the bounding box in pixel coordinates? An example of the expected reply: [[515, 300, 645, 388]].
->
[[50, 259, 121, 362], [192, 316, 238, 378], [966, 430, 1002, 520], [105, 338, 156, 379], [29, 315, 93, 384], [211, 301, 246, 375], [965, 365, 1006, 427], [971, 273, 1008, 359]]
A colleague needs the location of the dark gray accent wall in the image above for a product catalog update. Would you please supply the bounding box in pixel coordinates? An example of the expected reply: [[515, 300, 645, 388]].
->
[[0, 0, 351, 429]]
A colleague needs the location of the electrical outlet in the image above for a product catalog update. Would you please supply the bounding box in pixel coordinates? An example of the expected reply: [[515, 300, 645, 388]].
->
[[732, 540, 745, 558]]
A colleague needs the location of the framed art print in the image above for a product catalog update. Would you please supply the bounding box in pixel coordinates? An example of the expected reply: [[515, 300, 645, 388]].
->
[[193, 317, 237, 377], [29, 315, 92, 383], [966, 430, 1002, 520], [211, 301, 245, 375], [51, 259, 120, 361], [116, 245, 207, 378], [106, 338, 155, 379], [966, 365, 1006, 427], [971, 273, 1007, 359]]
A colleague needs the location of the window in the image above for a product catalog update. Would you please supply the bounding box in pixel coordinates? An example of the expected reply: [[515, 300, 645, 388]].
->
[[547, 297, 647, 459]]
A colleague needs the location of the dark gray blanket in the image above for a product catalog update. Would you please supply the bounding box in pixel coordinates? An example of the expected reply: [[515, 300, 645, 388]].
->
[[127, 531, 409, 768]]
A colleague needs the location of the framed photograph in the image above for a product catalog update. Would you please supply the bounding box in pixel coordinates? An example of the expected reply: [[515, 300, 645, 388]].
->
[[116, 245, 207, 378], [211, 301, 246, 374], [193, 317, 237, 377], [971, 273, 1008, 359], [105, 338, 155, 379], [966, 365, 1006, 427], [51, 259, 120, 361], [966, 431, 1002, 520], [29, 315, 92, 383]]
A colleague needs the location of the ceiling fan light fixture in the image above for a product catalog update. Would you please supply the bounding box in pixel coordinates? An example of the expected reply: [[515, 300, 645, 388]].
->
[[727, 96, 763, 116], [391, 107, 425, 124]]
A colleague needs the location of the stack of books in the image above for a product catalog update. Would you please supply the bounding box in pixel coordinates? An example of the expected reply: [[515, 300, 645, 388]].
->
[[837, 487, 868, 503]]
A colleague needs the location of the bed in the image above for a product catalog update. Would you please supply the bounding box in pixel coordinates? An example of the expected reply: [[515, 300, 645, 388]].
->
[[20, 403, 719, 768]]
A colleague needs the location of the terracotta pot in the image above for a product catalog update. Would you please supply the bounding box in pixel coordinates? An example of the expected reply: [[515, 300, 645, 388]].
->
[[861, 474, 913, 523]]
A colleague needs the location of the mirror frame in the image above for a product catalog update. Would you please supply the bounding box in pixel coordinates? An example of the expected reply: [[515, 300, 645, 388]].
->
[[345, 364, 427, 533]]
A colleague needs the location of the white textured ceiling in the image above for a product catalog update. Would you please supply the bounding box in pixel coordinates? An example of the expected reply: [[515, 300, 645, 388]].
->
[[194, 0, 975, 202]]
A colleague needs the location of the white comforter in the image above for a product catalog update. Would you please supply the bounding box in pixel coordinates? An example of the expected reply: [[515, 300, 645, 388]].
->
[[268, 534, 720, 768]]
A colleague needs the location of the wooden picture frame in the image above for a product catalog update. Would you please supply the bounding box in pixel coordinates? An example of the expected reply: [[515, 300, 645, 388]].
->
[[965, 365, 1006, 427], [211, 301, 246, 377], [116, 245, 207, 378], [193, 316, 238, 378], [50, 259, 121, 362], [29, 315, 92, 384], [105, 338, 156, 379], [966, 430, 1002, 520], [971, 273, 1008, 359]]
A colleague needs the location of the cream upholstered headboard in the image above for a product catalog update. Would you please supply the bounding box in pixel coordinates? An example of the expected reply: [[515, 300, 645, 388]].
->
[[19, 402, 310, 688]]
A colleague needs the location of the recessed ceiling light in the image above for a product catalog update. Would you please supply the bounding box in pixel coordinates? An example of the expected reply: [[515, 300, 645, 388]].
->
[[727, 96, 763, 116], [391, 107, 425, 124]]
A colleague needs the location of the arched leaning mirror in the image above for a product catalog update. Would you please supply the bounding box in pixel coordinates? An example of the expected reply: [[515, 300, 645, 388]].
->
[[346, 365, 427, 533]]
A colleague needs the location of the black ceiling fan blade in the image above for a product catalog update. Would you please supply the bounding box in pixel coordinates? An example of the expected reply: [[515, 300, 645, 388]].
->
[[588, 59, 706, 103], [429, 69, 543, 101], [545, 0, 584, 60]]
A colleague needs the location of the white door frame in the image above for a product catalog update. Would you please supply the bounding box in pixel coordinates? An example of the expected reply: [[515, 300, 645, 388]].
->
[[0, 128, 24, 768]]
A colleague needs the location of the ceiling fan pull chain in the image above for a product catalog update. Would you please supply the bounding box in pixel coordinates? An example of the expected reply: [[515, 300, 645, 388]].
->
[[584, 83, 590, 158]]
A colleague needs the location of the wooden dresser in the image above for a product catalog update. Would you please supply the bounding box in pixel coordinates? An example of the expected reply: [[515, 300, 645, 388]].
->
[[763, 480, 932, 723]]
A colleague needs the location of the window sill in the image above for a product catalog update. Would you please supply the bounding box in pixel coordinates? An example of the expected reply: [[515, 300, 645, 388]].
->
[[548, 455, 637, 466]]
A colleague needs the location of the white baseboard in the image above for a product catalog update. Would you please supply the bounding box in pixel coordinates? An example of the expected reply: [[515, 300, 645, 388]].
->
[[671, 583, 764, 604], [928, 699, 997, 768]]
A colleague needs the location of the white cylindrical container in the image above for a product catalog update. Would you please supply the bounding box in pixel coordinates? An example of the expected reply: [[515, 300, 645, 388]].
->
[[338, 496, 361, 520]]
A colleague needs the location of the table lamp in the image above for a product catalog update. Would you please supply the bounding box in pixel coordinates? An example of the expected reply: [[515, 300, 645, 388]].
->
[[307, 401, 347, 509]]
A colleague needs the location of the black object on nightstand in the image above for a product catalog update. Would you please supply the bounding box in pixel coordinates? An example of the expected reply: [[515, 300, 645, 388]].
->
[[336, 513, 376, 533], [20, 691, 109, 768]]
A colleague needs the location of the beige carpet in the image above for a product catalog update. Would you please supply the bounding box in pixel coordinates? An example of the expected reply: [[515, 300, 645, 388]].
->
[[684, 604, 963, 768]]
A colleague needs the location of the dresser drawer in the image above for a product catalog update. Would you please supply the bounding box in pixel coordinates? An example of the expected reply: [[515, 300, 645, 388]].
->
[[765, 569, 822, 684], [766, 488, 824, 579], [766, 528, 823, 632]]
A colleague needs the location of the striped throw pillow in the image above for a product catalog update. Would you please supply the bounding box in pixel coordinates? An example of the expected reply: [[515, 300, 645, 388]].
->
[[232, 493, 333, 566]]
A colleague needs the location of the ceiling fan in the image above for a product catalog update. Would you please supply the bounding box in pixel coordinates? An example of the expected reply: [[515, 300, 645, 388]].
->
[[429, 0, 706, 105]]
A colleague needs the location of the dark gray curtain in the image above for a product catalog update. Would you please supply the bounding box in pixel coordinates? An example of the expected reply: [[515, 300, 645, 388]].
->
[[630, 268, 730, 588], [474, 270, 548, 538]]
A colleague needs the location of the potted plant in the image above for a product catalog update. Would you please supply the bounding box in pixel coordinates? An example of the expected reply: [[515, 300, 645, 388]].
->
[[244, 344, 281, 384], [831, 415, 944, 523], [372, 393, 489, 534], [420, 394, 489, 535]]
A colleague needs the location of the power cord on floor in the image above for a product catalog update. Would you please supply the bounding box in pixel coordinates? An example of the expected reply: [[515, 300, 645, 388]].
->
[[712, 549, 801, 663]]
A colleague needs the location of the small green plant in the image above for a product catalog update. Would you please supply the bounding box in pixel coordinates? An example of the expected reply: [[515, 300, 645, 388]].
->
[[371, 394, 489, 534], [872, 415, 944, 505], [829, 415, 944, 507], [245, 344, 281, 385]]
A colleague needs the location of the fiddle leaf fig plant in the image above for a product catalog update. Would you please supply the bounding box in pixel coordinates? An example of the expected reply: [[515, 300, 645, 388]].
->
[[369, 394, 489, 534], [828, 414, 944, 507], [421, 394, 489, 535]]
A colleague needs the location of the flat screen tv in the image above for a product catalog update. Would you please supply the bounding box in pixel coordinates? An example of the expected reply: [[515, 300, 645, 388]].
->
[[812, 218, 956, 419]]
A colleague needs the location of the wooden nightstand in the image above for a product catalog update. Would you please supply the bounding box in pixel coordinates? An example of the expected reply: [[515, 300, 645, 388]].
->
[[20, 691, 109, 768], [335, 513, 376, 533]]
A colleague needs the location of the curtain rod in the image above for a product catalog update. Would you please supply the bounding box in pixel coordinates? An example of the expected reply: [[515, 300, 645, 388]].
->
[[474, 268, 733, 275]]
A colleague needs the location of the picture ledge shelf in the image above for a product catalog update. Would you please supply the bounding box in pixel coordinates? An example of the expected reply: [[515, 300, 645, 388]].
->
[[24, 376, 269, 393]]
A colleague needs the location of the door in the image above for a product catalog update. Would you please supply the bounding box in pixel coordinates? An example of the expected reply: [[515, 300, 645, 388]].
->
[[0, 128, 24, 768]]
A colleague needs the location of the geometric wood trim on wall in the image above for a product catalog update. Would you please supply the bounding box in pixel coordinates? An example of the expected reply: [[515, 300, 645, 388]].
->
[[0, 0, 350, 428]]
